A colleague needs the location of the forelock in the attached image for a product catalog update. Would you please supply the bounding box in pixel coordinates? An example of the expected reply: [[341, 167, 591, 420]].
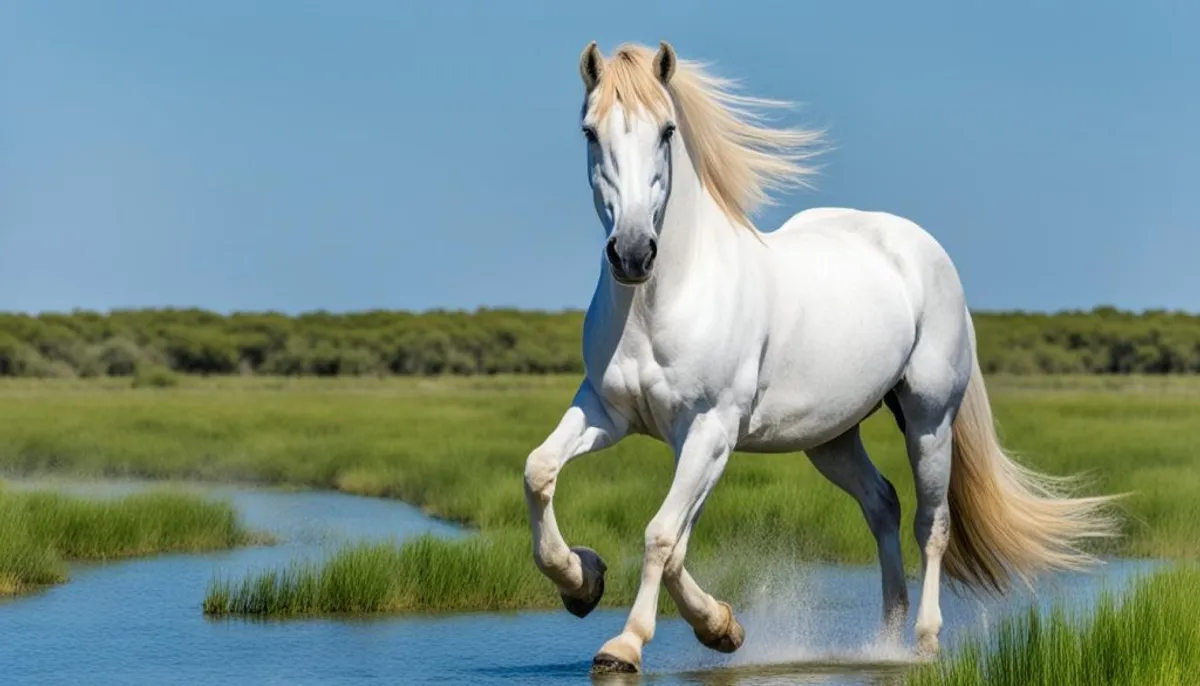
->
[[584, 44, 671, 127]]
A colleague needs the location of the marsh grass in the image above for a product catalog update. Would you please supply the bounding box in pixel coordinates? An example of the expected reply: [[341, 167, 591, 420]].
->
[[2, 375, 1199, 612], [203, 526, 806, 616], [0, 488, 258, 595], [0, 523, 67, 595], [206, 542, 409, 616], [906, 565, 1200, 686], [204, 531, 561, 615]]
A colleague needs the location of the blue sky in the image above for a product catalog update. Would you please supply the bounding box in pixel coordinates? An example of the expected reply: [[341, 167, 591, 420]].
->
[[2, 1, 1196, 315]]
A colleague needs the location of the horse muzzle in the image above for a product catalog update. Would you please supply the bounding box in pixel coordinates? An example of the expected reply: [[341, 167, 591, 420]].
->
[[605, 234, 657, 285]]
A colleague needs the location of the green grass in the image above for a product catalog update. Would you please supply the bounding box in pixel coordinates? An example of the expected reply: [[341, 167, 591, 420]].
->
[[2, 375, 1199, 614], [906, 565, 1200, 686], [204, 534, 542, 615], [201, 526, 813, 616], [0, 484, 258, 595]]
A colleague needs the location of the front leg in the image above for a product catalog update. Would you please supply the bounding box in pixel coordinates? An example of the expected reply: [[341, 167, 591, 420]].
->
[[663, 533, 745, 654], [524, 380, 627, 617], [592, 412, 736, 674]]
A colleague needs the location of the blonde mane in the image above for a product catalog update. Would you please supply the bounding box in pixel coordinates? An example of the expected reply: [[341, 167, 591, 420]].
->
[[586, 43, 825, 231]]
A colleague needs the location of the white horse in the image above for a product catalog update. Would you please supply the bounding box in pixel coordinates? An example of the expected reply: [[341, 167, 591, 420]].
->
[[523, 41, 1117, 674]]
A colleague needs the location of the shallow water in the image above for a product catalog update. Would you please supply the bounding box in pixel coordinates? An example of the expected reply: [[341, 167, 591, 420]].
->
[[0, 479, 1160, 685]]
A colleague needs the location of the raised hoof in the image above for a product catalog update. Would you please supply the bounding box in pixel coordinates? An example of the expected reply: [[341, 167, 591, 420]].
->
[[694, 601, 745, 654], [560, 546, 607, 618], [590, 652, 639, 675]]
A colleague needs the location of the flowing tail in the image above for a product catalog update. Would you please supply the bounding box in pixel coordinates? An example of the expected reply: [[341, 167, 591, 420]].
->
[[943, 356, 1122, 595]]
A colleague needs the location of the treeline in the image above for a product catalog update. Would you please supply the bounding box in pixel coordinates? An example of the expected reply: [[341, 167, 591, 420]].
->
[[0, 306, 1198, 378]]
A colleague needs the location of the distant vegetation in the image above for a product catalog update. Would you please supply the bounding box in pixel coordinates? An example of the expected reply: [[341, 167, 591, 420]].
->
[[2, 307, 1199, 378]]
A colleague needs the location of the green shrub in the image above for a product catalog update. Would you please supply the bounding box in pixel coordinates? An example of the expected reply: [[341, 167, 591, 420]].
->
[[132, 365, 180, 389], [2, 307, 1200, 378], [83, 337, 148, 376]]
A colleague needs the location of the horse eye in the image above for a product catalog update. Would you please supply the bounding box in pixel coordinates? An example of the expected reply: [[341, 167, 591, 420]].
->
[[660, 123, 677, 143], [582, 126, 598, 143]]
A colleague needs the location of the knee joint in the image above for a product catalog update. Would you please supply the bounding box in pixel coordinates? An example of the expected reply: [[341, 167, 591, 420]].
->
[[523, 448, 559, 502], [643, 524, 677, 566], [663, 547, 686, 579]]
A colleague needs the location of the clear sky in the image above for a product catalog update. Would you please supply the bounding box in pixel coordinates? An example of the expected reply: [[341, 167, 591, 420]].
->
[[2, 1, 1197, 315]]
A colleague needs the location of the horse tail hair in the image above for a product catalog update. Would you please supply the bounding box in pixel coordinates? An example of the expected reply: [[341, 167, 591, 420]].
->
[[943, 354, 1122, 595]]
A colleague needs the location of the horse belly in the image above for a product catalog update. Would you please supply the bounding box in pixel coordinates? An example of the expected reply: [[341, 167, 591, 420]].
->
[[738, 376, 898, 452], [738, 245, 916, 452]]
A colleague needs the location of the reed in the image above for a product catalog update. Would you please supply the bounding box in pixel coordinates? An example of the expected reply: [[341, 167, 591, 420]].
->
[[906, 565, 1200, 686], [0, 487, 257, 595]]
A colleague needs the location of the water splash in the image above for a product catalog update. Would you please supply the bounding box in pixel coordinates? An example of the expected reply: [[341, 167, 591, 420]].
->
[[652, 558, 924, 685], [723, 559, 919, 669], [652, 554, 1164, 684]]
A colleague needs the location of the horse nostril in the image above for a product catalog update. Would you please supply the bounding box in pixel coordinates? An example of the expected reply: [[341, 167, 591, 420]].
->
[[606, 237, 621, 267], [647, 239, 658, 262]]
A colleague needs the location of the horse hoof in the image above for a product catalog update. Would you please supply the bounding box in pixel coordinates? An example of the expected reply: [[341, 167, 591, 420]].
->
[[695, 601, 744, 653], [560, 546, 606, 618], [593, 632, 642, 675], [590, 652, 639, 675], [916, 631, 940, 656]]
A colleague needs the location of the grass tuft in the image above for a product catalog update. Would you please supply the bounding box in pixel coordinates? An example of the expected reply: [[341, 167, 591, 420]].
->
[[907, 566, 1200, 686], [131, 365, 180, 389], [0, 488, 258, 595]]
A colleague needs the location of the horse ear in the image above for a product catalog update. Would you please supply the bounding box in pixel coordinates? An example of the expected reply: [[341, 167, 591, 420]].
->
[[580, 41, 603, 91], [653, 41, 676, 84]]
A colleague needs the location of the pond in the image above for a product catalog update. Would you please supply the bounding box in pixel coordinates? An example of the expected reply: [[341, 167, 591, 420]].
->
[[0, 479, 1159, 685]]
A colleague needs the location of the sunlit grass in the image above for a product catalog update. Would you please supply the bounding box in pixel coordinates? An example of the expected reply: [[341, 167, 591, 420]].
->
[[204, 536, 534, 615], [2, 375, 1199, 613], [0, 486, 258, 595], [202, 526, 800, 616], [907, 565, 1200, 686]]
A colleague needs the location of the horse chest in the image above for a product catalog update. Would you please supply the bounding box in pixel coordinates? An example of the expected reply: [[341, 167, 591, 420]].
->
[[583, 290, 756, 444], [595, 346, 697, 444]]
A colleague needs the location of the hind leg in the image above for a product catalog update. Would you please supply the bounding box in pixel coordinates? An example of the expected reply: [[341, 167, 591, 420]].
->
[[806, 426, 908, 637], [898, 405, 954, 654], [892, 354, 970, 654]]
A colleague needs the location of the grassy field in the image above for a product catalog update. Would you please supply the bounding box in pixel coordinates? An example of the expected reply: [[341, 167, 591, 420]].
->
[[906, 564, 1200, 686], [0, 483, 256, 595], [1, 375, 1198, 613]]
